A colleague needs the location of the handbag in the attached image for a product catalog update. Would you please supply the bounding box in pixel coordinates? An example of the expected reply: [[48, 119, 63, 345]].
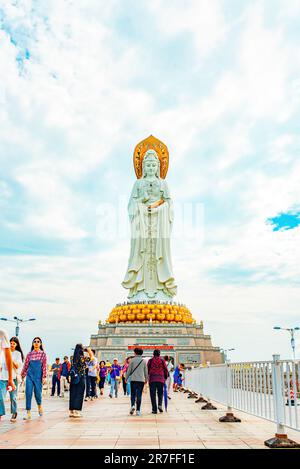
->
[[69, 365, 80, 385]]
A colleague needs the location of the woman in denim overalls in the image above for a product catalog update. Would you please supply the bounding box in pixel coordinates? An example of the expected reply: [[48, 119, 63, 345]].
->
[[21, 337, 47, 420]]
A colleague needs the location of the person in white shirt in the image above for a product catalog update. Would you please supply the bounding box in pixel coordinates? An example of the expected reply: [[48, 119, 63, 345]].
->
[[0, 329, 16, 421], [164, 355, 174, 399], [85, 350, 98, 401]]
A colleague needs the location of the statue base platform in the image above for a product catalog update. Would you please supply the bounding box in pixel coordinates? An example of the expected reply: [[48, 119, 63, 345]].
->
[[90, 301, 224, 367]]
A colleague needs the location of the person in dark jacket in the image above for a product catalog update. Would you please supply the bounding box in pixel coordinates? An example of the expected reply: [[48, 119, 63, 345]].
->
[[58, 356, 71, 397], [51, 358, 61, 396], [147, 349, 168, 414], [69, 345, 94, 418]]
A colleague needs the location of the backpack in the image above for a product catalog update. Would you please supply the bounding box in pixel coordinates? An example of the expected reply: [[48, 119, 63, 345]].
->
[[148, 357, 169, 380]]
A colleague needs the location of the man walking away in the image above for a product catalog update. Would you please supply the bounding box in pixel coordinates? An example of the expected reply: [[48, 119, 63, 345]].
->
[[51, 358, 61, 397], [126, 348, 148, 416]]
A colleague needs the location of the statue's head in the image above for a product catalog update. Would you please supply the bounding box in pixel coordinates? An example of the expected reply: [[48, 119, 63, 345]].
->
[[142, 149, 160, 178]]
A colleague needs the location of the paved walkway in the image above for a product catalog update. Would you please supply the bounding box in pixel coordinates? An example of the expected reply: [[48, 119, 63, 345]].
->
[[0, 388, 299, 449]]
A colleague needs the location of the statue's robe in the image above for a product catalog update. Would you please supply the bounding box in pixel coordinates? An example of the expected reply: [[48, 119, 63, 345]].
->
[[122, 178, 177, 299]]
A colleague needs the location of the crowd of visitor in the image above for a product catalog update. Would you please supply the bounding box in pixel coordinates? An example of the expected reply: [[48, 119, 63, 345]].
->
[[0, 328, 185, 421]]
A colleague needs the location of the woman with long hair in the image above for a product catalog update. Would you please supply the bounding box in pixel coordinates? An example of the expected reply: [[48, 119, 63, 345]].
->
[[69, 345, 94, 418], [0, 336, 24, 422], [21, 337, 47, 420]]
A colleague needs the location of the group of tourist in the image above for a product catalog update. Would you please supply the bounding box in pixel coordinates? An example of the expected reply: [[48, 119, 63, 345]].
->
[[0, 328, 185, 421], [50, 356, 71, 397], [111, 348, 185, 415]]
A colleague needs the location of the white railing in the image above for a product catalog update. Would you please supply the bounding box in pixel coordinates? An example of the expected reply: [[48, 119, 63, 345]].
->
[[230, 359, 300, 431], [186, 363, 228, 405], [185, 355, 300, 443]]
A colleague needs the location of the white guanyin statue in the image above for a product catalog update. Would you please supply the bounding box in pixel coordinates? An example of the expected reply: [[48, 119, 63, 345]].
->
[[122, 146, 177, 301]]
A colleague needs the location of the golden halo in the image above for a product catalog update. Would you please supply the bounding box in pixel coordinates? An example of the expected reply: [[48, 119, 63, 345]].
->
[[133, 135, 169, 179]]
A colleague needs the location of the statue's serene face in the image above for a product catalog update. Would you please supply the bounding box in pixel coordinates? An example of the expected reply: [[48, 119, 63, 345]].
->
[[144, 157, 158, 177]]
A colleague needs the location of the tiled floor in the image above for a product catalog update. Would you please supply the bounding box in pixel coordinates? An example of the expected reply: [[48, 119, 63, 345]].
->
[[0, 389, 299, 449]]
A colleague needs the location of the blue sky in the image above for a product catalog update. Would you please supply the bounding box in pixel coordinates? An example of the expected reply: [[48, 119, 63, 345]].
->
[[0, 0, 300, 362]]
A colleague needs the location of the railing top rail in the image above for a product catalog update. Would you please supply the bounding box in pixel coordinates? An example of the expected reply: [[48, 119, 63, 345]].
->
[[277, 359, 300, 364], [229, 359, 300, 365], [229, 361, 273, 365], [186, 359, 300, 370], [186, 364, 226, 369]]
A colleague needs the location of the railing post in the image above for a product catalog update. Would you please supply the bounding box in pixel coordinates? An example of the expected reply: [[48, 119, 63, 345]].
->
[[264, 354, 300, 448], [194, 367, 207, 403], [219, 360, 241, 422], [273, 354, 285, 436], [201, 364, 217, 410]]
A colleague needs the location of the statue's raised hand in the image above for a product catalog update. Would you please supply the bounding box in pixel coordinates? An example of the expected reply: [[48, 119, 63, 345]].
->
[[148, 199, 164, 210]]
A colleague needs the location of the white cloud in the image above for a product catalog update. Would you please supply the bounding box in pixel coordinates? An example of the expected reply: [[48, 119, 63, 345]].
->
[[215, 122, 253, 170], [15, 168, 88, 239], [0, 180, 12, 202], [236, 4, 290, 120], [148, 0, 228, 58], [268, 134, 297, 164]]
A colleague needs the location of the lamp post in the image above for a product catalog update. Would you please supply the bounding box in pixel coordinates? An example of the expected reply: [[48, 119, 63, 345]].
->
[[273, 326, 300, 360], [220, 348, 235, 363], [0, 316, 36, 337]]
